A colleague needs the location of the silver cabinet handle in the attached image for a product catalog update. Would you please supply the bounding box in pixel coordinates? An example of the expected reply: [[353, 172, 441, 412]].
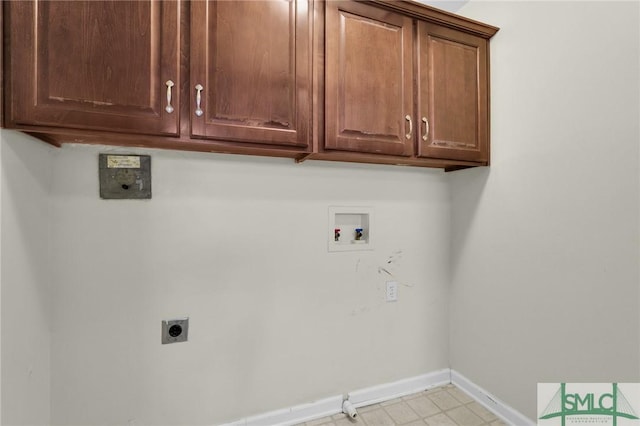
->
[[195, 84, 204, 117], [405, 115, 412, 140], [422, 117, 429, 141], [165, 80, 175, 113]]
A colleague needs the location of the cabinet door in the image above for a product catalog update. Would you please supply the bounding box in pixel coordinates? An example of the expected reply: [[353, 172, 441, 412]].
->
[[325, 1, 414, 156], [7, 1, 180, 136], [190, 0, 312, 148], [417, 22, 489, 162]]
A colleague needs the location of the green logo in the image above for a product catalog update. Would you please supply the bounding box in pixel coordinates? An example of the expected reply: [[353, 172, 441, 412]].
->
[[539, 383, 639, 426]]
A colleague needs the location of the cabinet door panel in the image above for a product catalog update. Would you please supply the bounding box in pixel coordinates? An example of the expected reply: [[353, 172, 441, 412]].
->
[[190, 0, 311, 148], [418, 22, 488, 162], [325, 1, 414, 156], [7, 1, 179, 136]]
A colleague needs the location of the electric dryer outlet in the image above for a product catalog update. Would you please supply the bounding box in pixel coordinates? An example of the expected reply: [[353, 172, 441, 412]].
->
[[162, 318, 189, 344]]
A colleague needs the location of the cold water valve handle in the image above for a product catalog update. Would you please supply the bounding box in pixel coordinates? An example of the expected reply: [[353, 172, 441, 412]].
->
[[355, 228, 363, 241]]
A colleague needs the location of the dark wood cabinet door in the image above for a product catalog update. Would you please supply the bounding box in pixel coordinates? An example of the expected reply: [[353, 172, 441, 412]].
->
[[190, 0, 312, 148], [417, 22, 489, 162], [325, 1, 414, 156], [7, 1, 180, 136]]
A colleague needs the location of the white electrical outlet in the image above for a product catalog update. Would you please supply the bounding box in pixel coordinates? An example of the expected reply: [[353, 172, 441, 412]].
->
[[386, 281, 398, 302]]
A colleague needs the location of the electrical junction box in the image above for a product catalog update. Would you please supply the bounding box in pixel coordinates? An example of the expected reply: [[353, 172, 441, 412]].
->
[[99, 154, 151, 199]]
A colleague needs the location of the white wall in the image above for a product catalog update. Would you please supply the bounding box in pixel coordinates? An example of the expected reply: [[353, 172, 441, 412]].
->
[[451, 1, 640, 421], [48, 145, 450, 425], [1, 130, 53, 425]]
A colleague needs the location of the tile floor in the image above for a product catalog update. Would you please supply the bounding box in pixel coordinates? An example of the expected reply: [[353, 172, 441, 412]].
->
[[297, 385, 508, 426]]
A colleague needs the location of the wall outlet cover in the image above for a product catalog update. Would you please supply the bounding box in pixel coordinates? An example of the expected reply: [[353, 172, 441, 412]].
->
[[386, 281, 398, 302]]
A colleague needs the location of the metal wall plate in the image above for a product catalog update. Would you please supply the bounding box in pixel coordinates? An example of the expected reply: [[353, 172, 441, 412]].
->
[[99, 154, 151, 199], [162, 318, 189, 344]]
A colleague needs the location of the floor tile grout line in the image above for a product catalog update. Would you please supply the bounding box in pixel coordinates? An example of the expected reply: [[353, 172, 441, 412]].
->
[[299, 384, 507, 426]]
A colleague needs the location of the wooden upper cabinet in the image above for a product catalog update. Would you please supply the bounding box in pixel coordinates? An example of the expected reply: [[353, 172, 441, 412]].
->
[[325, 1, 414, 157], [6, 1, 180, 136], [417, 22, 489, 162], [190, 0, 312, 148], [2, 0, 498, 168]]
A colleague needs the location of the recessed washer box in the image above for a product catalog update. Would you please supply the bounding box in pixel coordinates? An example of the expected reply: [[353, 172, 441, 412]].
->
[[328, 206, 374, 252]]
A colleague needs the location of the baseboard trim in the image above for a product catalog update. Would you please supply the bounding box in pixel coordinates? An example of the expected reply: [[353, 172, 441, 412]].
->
[[223, 369, 535, 426], [223, 394, 343, 426], [221, 368, 450, 426], [451, 369, 535, 426], [347, 368, 451, 408]]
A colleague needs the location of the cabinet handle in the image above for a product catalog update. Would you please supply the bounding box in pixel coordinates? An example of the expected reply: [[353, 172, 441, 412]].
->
[[165, 80, 175, 114], [194, 84, 204, 117], [422, 117, 429, 141], [405, 115, 412, 140]]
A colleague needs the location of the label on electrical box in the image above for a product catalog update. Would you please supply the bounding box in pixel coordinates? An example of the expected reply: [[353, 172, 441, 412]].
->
[[107, 155, 141, 169]]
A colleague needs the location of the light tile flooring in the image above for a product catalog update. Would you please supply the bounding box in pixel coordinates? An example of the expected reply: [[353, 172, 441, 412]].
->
[[297, 385, 507, 426]]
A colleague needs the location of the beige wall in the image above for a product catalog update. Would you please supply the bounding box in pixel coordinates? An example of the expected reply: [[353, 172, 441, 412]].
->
[[450, 1, 640, 421], [1, 130, 53, 425], [46, 144, 451, 425]]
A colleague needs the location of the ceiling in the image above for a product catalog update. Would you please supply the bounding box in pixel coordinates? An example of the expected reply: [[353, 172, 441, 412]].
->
[[414, 0, 470, 13]]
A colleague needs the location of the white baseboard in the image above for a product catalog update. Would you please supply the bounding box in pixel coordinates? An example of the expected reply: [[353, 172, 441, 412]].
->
[[222, 394, 343, 426], [450, 369, 535, 426], [347, 368, 451, 408], [223, 368, 534, 426], [221, 368, 450, 426]]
